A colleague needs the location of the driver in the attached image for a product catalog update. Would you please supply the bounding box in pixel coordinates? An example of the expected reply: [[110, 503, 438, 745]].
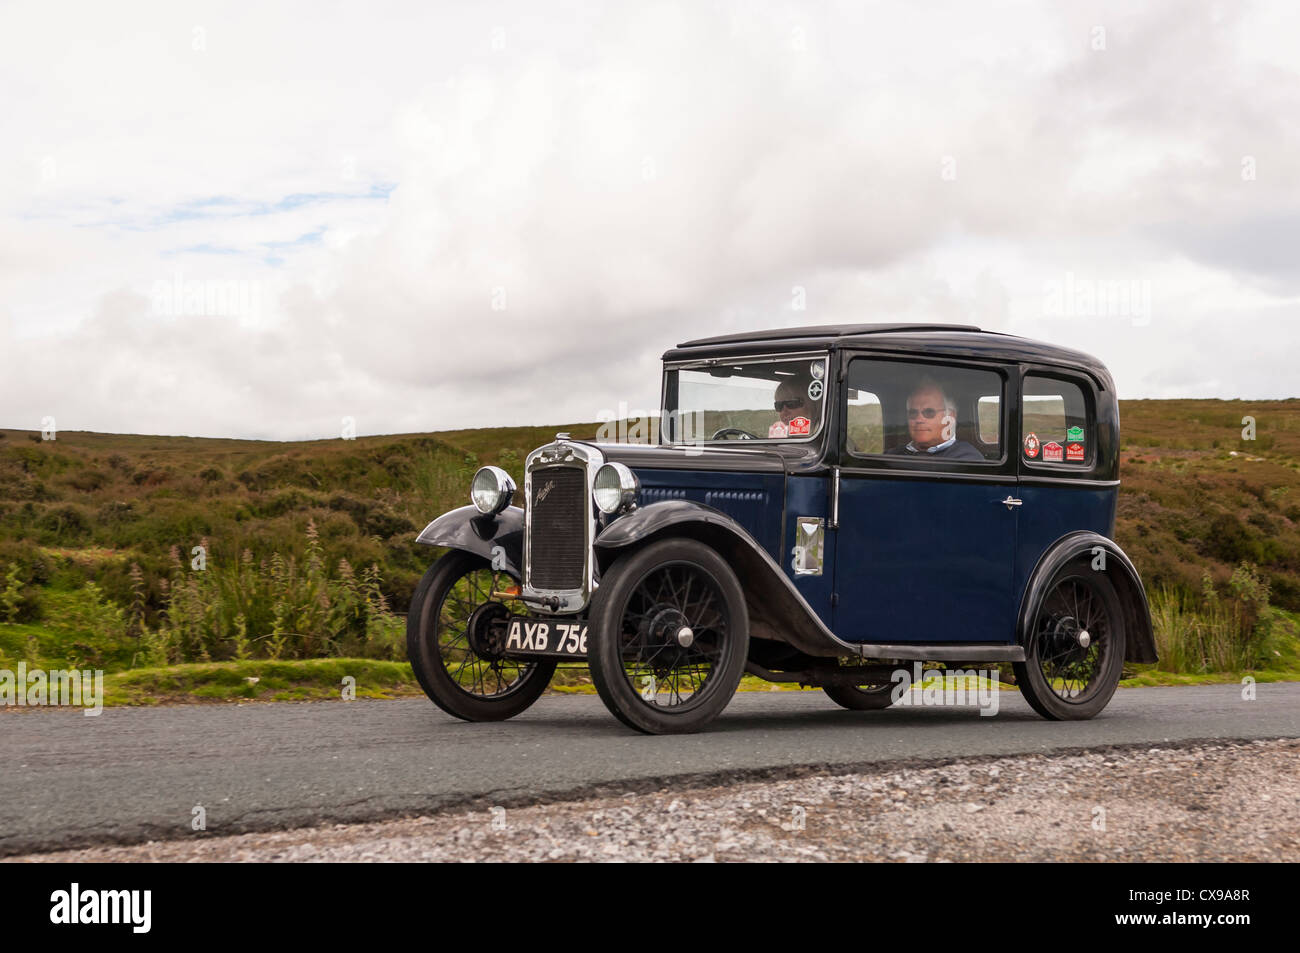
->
[[769, 377, 821, 438]]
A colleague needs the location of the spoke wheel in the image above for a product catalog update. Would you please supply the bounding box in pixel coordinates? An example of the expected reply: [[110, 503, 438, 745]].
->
[[407, 550, 557, 721], [822, 658, 897, 710], [588, 539, 748, 734], [1014, 561, 1126, 720], [823, 682, 896, 710]]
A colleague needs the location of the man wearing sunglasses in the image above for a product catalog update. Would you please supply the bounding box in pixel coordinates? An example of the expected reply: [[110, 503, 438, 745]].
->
[[885, 378, 983, 460], [768, 377, 821, 438]]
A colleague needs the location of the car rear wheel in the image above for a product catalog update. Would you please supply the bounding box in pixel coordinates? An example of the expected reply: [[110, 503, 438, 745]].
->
[[1014, 560, 1126, 720], [406, 550, 557, 721], [822, 683, 896, 710], [588, 539, 749, 734]]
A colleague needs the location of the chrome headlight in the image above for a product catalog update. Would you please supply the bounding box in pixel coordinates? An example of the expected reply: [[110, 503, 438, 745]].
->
[[593, 462, 639, 515], [470, 466, 516, 515]]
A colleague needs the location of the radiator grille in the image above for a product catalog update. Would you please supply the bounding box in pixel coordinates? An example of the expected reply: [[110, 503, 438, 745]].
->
[[528, 466, 587, 590]]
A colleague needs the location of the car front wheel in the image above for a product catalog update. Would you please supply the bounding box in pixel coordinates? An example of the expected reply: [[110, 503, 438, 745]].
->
[[406, 550, 556, 721], [587, 538, 749, 734]]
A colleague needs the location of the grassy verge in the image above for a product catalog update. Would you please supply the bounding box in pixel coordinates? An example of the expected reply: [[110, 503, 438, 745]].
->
[[1119, 667, 1300, 687], [2, 657, 1297, 708], [101, 658, 421, 705], [5, 598, 1299, 706]]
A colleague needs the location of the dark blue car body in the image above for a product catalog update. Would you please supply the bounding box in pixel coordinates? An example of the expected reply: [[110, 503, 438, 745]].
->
[[582, 324, 1153, 667]]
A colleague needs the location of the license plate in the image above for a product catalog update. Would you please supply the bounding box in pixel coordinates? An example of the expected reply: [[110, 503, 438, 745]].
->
[[502, 618, 589, 659]]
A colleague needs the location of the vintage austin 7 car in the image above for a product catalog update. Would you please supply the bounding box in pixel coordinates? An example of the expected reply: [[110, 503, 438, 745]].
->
[[406, 324, 1156, 733]]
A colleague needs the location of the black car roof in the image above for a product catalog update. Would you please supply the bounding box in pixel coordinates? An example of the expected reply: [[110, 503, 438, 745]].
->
[[676, 323, 983, 348], [663, 323, 1112, 387]]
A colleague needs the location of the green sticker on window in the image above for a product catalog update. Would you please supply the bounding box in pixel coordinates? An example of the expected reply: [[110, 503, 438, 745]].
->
[[1066, 426, 1085, 442]]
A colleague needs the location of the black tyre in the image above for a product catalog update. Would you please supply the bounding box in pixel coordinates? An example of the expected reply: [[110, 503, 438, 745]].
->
[[1013, 560, 1126, 720], [823, 683, 896, 710], [406, 550, 557, 721], [587, 538, 749, 734]]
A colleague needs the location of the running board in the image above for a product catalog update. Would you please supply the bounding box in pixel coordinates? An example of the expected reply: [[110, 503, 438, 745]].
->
[[853, 643, 1025, 663]]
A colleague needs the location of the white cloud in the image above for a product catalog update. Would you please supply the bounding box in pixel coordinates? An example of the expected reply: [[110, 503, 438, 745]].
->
[[1, 0, 1298, 438]]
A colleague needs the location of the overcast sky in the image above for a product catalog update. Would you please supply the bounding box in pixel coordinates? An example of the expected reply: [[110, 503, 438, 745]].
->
[[2, 0, 1298, 440]]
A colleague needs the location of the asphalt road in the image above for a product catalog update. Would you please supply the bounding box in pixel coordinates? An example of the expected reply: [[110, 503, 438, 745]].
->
[[3, 684, 1298, 856]]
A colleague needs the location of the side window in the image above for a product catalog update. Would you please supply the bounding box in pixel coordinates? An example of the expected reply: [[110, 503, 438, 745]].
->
[[1021, 375, 1091, 466], [978, 395, 1000, 446], [845, 385, 884, 454], [845, 359, 1004, 463]]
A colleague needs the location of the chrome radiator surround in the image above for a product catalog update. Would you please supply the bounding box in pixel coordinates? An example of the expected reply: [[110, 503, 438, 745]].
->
[[522, 438, 603, 614]]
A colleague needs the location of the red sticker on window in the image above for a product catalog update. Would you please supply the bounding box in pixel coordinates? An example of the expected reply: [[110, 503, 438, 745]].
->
[[1066, 442, 1085, 462], [788, 416, 811, 436], [1023, 432, 1040, 458], [1042, 441, 1063, 463]]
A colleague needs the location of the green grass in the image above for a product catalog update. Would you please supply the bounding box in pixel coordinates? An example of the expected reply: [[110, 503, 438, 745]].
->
[[1119, 668, 1300, 687], [0, 622, 52, 663], [6, 653, 1297, 708], [102, 658, 422, 705]]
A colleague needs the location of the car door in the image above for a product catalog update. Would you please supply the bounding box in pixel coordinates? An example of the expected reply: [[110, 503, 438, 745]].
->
[[832, 354, 1020, 644]]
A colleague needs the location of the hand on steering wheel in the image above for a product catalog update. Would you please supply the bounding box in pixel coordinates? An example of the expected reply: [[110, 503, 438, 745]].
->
[[710, 427, 760, 440]]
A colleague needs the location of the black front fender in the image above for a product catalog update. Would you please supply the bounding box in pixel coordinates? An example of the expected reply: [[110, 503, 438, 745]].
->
[[415, 505, 523, 577], [1018, 531, 1157, 665]]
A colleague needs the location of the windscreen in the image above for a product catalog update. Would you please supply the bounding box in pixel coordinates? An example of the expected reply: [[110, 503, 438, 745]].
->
[[662, 355, 829, 444]]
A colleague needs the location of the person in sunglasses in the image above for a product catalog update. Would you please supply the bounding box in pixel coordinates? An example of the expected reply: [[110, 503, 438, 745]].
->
[[768, 377, 821, 438], [885, 378, 983, 460]]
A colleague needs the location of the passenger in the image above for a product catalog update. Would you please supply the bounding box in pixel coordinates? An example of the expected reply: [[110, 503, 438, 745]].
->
[[886, 378, 984, 460]]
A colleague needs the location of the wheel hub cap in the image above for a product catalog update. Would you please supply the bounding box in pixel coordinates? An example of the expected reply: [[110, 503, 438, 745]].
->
[[1048, 614, 1089, 665], [466, 602, 509, 659], [645, 607, 688, 643]]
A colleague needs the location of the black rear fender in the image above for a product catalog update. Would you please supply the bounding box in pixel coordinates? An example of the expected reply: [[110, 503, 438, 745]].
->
[[1018, 531, 1157, 664]]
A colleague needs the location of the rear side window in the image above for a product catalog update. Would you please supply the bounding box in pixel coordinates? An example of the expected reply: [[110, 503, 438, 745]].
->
[[1021, 375, 1090, 466]]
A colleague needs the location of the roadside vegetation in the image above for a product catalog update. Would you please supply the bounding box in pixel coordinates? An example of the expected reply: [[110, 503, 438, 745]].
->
[[1113, 399, 1300, 684], [1, 398, 1298, 704]]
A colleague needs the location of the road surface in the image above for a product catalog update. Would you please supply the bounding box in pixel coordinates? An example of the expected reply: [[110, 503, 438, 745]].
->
[[2, 683, 1297, 855]]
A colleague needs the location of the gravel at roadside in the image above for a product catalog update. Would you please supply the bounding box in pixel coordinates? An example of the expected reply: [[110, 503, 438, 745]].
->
[[11, 738, 1298, 862]]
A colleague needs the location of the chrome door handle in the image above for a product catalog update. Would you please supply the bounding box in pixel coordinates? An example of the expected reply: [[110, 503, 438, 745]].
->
[[999, 496, 1023, 510]]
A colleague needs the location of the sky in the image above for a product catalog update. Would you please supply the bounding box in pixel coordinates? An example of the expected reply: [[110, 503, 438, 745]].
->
[[2, 0, 1298, 440]]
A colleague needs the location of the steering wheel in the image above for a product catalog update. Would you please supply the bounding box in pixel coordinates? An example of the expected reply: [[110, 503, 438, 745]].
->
[[710, 427, 761, 440]]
